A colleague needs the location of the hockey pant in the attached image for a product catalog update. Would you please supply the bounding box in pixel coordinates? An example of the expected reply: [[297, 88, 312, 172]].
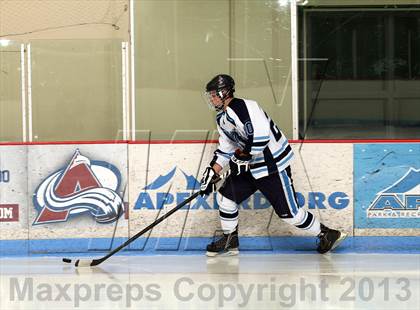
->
[[217, 166, 321, 236]]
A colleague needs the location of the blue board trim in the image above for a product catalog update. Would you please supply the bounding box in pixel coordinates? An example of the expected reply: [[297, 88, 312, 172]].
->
[[1, 236, 419, 257]]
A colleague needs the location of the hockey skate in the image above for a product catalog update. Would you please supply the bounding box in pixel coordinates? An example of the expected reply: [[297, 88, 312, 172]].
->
[[317, 224, 347, 254], [206, 229, 239, 257]]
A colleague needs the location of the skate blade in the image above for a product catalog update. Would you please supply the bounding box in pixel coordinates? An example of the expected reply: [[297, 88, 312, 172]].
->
[[206, 248, 239, 257], [330, 232, 348, 252]]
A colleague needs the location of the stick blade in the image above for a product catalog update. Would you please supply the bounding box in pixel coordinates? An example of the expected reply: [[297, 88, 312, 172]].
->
[[62, 258, 72, 264], [75, 259, 93, 267], [89, 259, 102, 267]]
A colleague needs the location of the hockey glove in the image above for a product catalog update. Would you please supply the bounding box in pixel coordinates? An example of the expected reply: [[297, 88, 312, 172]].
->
[[200, 167, 219, 196], [229, 150, 252, 176]]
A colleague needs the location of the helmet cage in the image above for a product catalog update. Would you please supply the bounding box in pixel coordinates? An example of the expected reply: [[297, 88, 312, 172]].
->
[[204, 88, 232, 111]]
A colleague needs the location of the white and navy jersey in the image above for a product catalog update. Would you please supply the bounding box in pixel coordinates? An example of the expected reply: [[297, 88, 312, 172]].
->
[[211, 98, 294, 179]]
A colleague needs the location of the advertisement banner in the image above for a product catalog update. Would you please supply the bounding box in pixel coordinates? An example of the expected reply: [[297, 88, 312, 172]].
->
[[0, 146, 28, 240], [0, 204, 19, 222], [354, 143, 420, 229], [27, 144, 129, 253], [128, 143, 353, 251]]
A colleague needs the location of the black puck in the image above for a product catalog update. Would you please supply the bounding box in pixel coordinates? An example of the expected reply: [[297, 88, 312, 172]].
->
[[62, 258, 72, 263]]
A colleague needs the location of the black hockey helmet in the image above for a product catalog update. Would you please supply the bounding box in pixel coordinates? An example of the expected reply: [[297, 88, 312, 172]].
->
[[204, 74, 235, 111], [205, 74, 235, 96]]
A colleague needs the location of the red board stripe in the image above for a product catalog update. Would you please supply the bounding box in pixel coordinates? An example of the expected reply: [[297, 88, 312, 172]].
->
[[0, 139, 419, 146]]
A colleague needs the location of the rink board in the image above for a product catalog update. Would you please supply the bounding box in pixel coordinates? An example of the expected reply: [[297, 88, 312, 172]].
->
[[0, 142, 419, 255]]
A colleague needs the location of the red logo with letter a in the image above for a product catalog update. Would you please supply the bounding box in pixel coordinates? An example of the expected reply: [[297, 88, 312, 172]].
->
[[33, 149, 124, 225]]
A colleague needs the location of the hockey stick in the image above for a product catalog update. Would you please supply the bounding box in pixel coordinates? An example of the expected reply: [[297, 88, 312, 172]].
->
[[63, 190, 202, 267]]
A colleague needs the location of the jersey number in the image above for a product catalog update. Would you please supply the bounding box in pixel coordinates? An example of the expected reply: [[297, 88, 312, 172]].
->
[[270, 120, 282, 141]]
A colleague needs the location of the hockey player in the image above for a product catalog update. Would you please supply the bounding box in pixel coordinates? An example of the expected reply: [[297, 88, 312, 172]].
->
[[200, 74, 347, 256]]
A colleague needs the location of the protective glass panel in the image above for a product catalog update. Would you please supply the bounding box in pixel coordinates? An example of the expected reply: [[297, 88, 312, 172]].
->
[[232, 0, 293, 138], [299, 8, 420, 139], [0, 41, 23, 142], [134, 0, 293, 140], [30, 40, 123, 141]]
